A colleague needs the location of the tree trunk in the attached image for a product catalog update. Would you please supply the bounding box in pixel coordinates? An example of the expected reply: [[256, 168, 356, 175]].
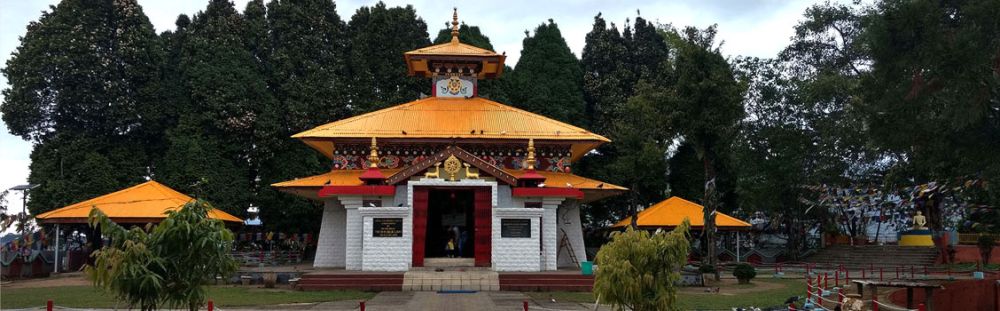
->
[[702, 149, 720, 281]]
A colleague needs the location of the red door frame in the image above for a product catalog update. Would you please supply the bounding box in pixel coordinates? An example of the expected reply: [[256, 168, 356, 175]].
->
[[412, 187, 429, 267], [410, 186, 492, 268], [473, 187, 492, 267]]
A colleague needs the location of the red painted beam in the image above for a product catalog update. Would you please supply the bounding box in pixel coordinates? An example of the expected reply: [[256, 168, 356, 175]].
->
[[318, 185, 396, 197], [511, 187, 584, 200]]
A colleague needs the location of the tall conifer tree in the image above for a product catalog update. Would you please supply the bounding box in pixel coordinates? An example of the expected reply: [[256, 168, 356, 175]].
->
[[508, 19, 585, 124], [2, 0, 164, 214], [347, 2, 430, 112]]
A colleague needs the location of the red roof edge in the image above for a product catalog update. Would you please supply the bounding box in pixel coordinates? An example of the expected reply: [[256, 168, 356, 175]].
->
[[511, 187, 584, 200], [318, 185, 396, 197]]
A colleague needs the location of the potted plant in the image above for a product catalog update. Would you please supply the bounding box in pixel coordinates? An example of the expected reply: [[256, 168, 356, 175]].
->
[[733, 263, 757, 284]]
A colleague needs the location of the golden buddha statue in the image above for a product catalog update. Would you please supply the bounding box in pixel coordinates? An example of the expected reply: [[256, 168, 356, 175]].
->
[[912, 210, 927, 230]]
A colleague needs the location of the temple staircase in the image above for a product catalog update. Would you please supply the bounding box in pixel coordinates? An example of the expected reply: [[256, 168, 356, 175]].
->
[[805, 245, 939, 270]]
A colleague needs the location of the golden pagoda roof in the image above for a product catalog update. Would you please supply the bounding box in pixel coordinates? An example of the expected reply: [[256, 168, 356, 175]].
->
[[272, 168, 623, 203], [404, 8, 505, 78], [611, 197, 751, 230], [35, 181, 242, 224], [293, 97, 609, 161]]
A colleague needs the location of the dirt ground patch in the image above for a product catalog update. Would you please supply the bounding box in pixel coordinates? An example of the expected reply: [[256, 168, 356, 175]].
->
[[678, 277, 786, 296], [2, 272, 91, 289]]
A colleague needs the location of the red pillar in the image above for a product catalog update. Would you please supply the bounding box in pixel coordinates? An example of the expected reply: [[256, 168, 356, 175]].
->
[[411, 187, 429, 267], [473, 187, 492, 267], [873, 296, 880, 311]]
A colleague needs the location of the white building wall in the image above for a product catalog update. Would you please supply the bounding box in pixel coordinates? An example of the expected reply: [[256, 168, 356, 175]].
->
[[556, 200, 587, 268], [360, 206, 412, 271], [492, 208, 543, 271], [541, 198, 562, 271], [313, 200, 346, 268], [340, 196, 364, 270]]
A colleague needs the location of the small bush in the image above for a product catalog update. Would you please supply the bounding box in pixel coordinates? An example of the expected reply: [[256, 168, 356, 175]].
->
[[732, 263, 756, 284]]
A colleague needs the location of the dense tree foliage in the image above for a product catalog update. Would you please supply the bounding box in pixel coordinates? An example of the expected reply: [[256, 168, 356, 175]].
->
[[2, 0, 163, 215], [508, 20, 586, 124]]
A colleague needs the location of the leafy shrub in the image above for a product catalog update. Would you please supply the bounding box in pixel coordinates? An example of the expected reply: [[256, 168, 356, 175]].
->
[[732, 263, 757, 284], [594, 220, 691, 311]]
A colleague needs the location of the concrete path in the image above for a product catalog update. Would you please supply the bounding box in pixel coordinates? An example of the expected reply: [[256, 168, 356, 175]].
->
[[306, 291, 608, 311]]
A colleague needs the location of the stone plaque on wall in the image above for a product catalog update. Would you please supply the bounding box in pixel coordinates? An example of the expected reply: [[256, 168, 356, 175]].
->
[[373, 218, 403, 237], [501, 218, 531, 238]]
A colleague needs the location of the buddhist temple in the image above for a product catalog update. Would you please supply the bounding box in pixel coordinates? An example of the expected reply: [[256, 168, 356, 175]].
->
[[273, 9, 625, 272]]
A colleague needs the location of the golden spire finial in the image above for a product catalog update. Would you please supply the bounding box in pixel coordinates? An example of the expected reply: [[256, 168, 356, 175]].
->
[[450, 7, 460, 42], [525, 138, 536, 170], [368, 137, 380, 168]]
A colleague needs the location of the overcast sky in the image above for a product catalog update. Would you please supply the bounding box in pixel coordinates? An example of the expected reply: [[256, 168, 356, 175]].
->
[[0, 0, 821, 220]]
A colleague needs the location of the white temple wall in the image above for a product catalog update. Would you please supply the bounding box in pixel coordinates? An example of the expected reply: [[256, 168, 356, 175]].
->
[[556, 200, 587, 268], [492, 207, 543, 271], [313, 200, 346, 268], [360, 206, 412, 271], [541, 198, 562, 271]]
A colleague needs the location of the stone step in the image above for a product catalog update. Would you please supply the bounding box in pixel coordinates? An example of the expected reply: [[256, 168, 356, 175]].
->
[[422, 258, 475, 268], [402, 270, 499, 291]]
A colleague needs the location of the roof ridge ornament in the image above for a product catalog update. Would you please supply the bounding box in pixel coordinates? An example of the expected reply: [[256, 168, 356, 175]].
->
[[451, 7, 460, 43], [369, 137, 379, 168]]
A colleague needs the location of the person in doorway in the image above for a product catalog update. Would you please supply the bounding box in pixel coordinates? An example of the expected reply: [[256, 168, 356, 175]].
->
[[446, 238, 456, 258], [458, 230, 468, 257]]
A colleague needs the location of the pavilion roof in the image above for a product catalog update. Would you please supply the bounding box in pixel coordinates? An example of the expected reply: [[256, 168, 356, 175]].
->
[[35, 181, 242, 224], [292, 97, 610, 162], [611, 196, 751, 230], [272, 168, 623, 203]]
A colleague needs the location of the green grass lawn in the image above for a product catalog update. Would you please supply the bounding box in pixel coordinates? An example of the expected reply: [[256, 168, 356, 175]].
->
[[1, 285, 374, 309], [527, 278, 805, 310]]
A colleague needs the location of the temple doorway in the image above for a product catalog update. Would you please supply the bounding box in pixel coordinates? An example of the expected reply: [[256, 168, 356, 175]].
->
[[425, 189, 475, 258]]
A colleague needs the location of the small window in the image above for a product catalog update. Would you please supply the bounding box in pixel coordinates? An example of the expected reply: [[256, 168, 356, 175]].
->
[[525, 202, 542, 209]]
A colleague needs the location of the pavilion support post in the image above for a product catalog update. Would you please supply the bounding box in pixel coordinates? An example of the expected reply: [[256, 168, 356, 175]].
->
[[736, 232, 741, 262], [54, 224, 60, 273]]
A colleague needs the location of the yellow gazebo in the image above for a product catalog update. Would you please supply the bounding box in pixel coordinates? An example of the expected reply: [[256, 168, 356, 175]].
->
[[35, 180, 242, 224], [612, 196, 751, 230]]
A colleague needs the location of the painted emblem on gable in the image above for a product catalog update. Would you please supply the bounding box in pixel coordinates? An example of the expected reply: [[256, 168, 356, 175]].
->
[[434, 74, 475, 98]]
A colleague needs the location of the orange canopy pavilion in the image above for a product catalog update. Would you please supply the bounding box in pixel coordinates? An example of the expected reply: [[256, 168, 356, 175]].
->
[[272, 9, 626, 273], [612, 196, 751, 230], [35, 180, 242, 224]]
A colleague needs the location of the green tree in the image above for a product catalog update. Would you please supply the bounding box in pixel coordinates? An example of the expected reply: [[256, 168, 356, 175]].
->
[[858, 0, 1000, 208], [86, 200, 238, 311], [508, 19, 586, 124], [648, 26, 745, 278], [347, 2, 430, 112], [576, 15, 674, 228], [2, 0, 165, 213], [159, 0, 273, 215], [594, 220, 690, 311]]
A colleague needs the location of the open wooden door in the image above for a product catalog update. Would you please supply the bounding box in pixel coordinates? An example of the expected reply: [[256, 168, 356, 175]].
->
[[473, 187, 492, 267], [412, 187, 428, 267]]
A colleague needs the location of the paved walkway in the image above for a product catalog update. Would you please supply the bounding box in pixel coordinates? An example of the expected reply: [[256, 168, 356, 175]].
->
[[307, 291, 606, 311]]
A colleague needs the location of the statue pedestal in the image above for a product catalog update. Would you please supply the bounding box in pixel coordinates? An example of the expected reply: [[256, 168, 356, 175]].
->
[[899, 229, 934, 247]]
